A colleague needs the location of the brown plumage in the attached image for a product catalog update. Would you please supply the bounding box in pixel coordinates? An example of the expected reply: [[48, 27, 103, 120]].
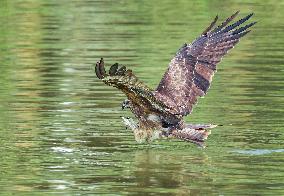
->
[[95, 12, 256, 147]]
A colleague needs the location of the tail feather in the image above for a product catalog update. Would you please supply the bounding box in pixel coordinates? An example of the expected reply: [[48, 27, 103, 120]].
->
[[186, 124, 217, 130], [171, 127, 212, 147]]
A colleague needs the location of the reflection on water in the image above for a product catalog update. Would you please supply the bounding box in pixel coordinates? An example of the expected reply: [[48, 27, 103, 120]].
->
[[0, 0, 284, 195], [233, 149, 284, 155]]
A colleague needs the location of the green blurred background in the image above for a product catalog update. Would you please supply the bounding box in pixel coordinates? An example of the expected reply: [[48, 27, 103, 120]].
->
[[0, 0, 283, 195]]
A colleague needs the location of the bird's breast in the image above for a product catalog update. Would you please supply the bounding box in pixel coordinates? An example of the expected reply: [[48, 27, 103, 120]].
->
[[146, 114, 161, 122]]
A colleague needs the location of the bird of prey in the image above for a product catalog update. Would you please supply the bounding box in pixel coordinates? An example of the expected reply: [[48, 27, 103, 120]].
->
[[95, 11, 255, 147]]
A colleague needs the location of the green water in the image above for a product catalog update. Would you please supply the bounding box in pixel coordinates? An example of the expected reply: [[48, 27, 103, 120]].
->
[[0, 0, 283, 195]]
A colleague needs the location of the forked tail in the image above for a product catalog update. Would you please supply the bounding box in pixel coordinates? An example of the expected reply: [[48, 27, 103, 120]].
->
[[122, 117, 216, 147], [171, 124, 216, 147]]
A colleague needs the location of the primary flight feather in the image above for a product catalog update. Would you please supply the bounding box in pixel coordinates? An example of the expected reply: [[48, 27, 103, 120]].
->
[[95, 11, 256, 147]]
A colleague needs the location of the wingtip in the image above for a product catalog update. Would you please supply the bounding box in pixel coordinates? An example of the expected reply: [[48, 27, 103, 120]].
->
[[202, 14, 219, 35], [95, 58, 106, 79], [246, 12, 254, 20], [232, 10, 240, 18], [242, 30, 251, 37], [99, 58, 106, 77], [215, 14, 219, 20], [211, 11, 241, 34], [109, 63, 119, 76], [251, 21, 257, 26], [95, 61, 103, 79]]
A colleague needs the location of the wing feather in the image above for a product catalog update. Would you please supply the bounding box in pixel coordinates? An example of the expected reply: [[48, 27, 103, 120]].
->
[[95, 58, 171, 115], [202, 15, 218, 35], [211, 11, 240, 33], [109, 63, 119, 75], [155, 12, 256, 116]]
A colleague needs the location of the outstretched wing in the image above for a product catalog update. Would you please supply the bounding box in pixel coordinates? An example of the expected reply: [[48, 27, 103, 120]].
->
[[154, 11, 256, 116], [95, 58, 170, 114]]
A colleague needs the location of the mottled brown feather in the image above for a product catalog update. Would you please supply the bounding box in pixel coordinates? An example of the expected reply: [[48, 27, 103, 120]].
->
[[94, 12, 255, 132], [155, 12, 256, 116], [95, 58, 180, 127]]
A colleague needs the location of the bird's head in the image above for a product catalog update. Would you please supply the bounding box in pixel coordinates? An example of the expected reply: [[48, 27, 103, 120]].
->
[[122, 99, 130, 110]]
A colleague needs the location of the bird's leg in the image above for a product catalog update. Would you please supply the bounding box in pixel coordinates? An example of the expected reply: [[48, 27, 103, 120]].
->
[[121, 117, 147, 143], [121, 117, 162, 143]]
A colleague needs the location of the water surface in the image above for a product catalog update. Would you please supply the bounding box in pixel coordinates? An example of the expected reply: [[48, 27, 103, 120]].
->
[[0, 0, 284, 195]]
